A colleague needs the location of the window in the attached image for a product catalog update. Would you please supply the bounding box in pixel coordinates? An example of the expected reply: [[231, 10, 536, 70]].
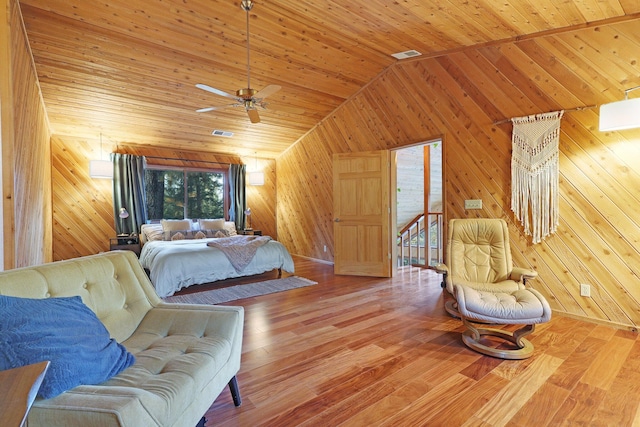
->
[[145, 167, 228, 220]]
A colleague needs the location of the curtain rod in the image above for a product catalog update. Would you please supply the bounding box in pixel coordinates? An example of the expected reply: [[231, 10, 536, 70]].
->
[[492, 105, 597, 125], [143, 155, 234, 166]]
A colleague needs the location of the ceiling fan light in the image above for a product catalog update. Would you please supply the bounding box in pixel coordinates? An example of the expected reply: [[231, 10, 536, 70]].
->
[[599, 97, 640, 131]]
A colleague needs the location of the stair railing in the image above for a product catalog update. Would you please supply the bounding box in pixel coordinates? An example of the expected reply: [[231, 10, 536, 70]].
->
[[397, 212, 443, 267]]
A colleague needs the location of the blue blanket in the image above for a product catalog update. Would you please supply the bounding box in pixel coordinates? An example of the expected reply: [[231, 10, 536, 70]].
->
[[0, 295, 135, 399]]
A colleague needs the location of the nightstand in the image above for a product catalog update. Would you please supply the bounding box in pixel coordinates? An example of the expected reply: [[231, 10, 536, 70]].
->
[[0, 361, 49, 427], [109, 236, 141, 256], [239, 229, 262, 236]]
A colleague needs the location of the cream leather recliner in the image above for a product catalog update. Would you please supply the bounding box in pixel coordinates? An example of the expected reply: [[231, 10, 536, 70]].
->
[[434, 218, 538, 317]]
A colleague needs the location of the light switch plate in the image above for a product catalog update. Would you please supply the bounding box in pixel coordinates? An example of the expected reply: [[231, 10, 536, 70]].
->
[[464, 199, 482, 209]]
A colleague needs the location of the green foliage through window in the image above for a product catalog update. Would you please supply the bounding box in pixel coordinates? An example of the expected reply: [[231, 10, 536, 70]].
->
[[145, 168, 226, 220]]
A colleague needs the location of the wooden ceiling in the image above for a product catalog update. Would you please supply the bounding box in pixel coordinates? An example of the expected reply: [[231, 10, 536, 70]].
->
[[18, 0, 640, 159]]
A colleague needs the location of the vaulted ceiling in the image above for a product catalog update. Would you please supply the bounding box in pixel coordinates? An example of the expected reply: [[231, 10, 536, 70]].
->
[[18, 0, 640, 158]]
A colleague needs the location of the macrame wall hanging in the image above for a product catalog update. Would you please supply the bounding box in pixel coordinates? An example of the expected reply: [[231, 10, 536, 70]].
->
[[510, 110, 564, 244]]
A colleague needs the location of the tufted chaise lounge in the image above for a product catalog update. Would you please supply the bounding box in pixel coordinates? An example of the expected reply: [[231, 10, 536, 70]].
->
[[0, 251, 244, 427]]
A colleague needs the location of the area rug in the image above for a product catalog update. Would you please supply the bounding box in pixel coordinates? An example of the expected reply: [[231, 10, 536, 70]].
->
[[163, 276, 317, 305]]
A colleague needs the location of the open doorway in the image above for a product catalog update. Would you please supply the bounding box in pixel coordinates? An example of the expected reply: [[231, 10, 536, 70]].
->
[[392, 140, 443, 270]]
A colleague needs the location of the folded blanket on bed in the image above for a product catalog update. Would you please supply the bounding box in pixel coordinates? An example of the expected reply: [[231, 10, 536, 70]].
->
[[207, 235, 272, 272]]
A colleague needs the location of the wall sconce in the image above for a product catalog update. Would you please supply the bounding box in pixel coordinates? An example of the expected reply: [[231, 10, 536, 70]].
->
[[247, 152, 264, 186], [248, 171, 265, 186], [599, 86, 640, 131], [118, 207, 129, 236], [89, 133, 113, 179], [89, 160, 113, 178]]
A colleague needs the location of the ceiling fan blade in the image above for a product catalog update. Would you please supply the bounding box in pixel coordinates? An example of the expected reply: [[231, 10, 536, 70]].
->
[[254, 85, 281, 100], [247, 108, 261, 123], [196, 104, 237, 113], [195, 84, 238, 100]]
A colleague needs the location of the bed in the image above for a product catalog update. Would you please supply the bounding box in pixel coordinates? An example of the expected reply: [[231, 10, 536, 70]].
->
[[139, 220, 295, 297]]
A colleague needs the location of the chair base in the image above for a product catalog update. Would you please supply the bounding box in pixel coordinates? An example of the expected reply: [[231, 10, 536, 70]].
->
[[461, 318, 535, 360], [444, 299, 460, 318]]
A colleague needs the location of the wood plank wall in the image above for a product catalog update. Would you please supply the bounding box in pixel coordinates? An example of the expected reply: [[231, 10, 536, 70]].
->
[[277, 19, 640, 330], [51, 135, 115, 260], [0, 0, 16, 269], [51, 139, 277, 261], [245, 157, 277, 239], [7, 0, 52, 267]]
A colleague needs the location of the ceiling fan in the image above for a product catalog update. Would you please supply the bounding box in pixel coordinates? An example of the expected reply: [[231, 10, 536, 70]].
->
[[195, 0, 280, 124]]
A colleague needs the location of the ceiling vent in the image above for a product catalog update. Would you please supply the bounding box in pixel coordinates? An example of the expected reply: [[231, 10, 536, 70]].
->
[[212, 130, 234, 137], [391, 50, 422, 60]]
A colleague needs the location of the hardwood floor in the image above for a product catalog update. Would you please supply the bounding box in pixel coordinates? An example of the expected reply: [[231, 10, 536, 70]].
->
[[201, 256, 640, 426]]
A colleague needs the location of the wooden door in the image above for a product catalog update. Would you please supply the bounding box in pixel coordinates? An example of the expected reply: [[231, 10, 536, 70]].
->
[[333, 150, 391, 277]]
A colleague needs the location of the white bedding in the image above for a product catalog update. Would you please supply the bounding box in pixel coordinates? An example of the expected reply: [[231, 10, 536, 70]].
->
[[139, 236, 295, 297]]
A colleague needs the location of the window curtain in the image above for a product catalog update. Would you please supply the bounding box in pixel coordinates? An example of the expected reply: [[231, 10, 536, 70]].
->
[[229, 164, 246, 230], [112, 154, 147, 236]]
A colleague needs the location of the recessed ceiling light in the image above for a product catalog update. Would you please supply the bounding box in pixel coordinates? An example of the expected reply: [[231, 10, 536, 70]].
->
[[391, 50, 422, 60], [212, 130, 234, 137]]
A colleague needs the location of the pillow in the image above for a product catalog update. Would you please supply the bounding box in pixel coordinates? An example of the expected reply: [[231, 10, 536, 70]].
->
[[199, 218, 225, 230], [224, 221, 238, 236], [192, 229, 229, 239], [163, 230, 198, 241], [142, 224, 164, 242], [0, 295, 135, 399], [161, 219, 192, 232], [211, 229, 230, 238]]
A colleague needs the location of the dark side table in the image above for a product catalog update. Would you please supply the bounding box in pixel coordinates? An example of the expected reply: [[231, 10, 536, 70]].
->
[[238, 229, 262, 236], [109, 236, 141, 256]]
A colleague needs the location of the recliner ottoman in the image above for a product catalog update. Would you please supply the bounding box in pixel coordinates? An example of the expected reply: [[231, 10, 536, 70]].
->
[[454, 284, 551, 359]]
